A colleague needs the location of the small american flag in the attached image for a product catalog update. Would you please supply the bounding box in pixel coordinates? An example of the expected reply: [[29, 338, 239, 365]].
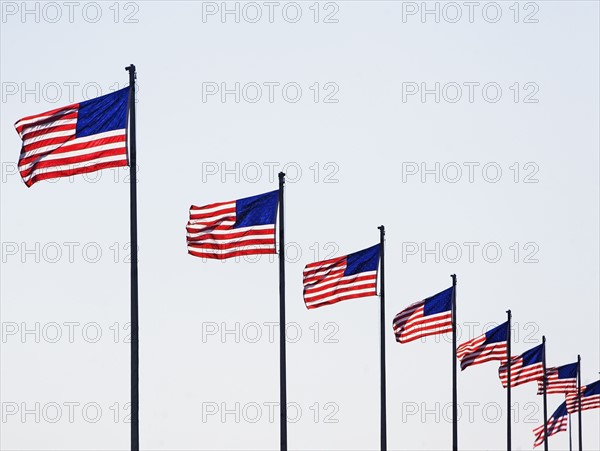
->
[[303, 244, 380, 309], [186, 190, 278, 260], [537, 362, 578, 395], [565, 380, 600, 414], [456, 321, 508, 371], [392, 286, 453, 344], [498, 343, 544, 388], [532, 401, 568, 448], [15, 87, 129, 187]]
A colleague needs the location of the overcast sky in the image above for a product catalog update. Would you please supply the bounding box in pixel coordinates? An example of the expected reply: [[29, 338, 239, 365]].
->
[[1, 1, 599, 450]]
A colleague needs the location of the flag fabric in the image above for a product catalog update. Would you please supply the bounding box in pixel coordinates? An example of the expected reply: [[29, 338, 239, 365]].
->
[[498, 343, 544, 388], [392, 286, 453, 343], [186, 190, 279, 259], [537, 362, 578, 395], [533, 401, 568, 448], [566, 380, 600, 414], [456, 321, 508, 371], [15, 87, 130, 187], [303, 244, 380, 309]]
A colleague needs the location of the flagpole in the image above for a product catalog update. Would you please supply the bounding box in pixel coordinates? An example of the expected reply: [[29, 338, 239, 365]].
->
[[569, 414, 573, 451], [377, 225, 387, 451], [542, 336, 548, 451], [451, 274, 458, 451], [577, 354, 582, 451], [506, 309, 512, 451], [125, 64, 139, 451], [278, 172, 287, 451]]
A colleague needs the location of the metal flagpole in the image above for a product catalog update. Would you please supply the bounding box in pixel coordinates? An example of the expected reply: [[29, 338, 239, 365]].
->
[[278, 172, 287, 451], [577, 354, 582, 451], [569, 414, 573, 451], [506, 309, 512, 451], [542, 336, 548, 451], [378, 225, 387, 451], [451, 274, 458, 451], [125, 64, 139, 451]]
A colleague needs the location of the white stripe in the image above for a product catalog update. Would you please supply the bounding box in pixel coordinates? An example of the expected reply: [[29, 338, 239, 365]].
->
[[20, 129, 126, 160], [304, 269, 376, 288], [19, 141, 126, 171], [187, 244, 275, 255], [187, 212, 235, 225], [303, 265, 345, 281], [305, 287, 376, 307], [303, 259, 344, 275], [23, 129, 75, 146], [304, 276, 377, 300], [21, 118, 77, 136], [186, 224, 273, 234], [22, 154, 127, 182], [396, 313, 452, 337], [187, 233, 274, 245], [190, 202, 236, 215], [15, 108, 78, 129]]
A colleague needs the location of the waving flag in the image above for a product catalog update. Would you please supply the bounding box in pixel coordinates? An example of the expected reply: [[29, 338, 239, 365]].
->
[[392, 286, 453, 343], [303, 244, 380, 309], [498, 343, 544, 388], [187, 190, 278, 259], [566, 380, 600, 414], [15, 87, 129, 187], [533, 401, 568, 448], [457, 321, 508, 370], [537, 362, 578, 395]]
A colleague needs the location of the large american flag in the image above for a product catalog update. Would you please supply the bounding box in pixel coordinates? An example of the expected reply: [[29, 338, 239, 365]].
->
[[303, 244, 380, 309], [392, 286, 453, 343], [186, 190, 279, 259], [456, 321, 508, 371], [498, 343, 544, 388], [565, 380, 600, 414], [537, 362, 578, 395], [532, 401, 568, 448], [15, 87, 129, 187]]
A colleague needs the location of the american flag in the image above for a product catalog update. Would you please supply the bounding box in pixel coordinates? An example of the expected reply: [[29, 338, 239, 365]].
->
[[303, 244, 380, 309], [456, 321, 508, 371], [532, 401, 568, 448], [537, 362, 578, 395], [498, 343, 544, 388], [186, 190, 279, 259], [15, 87, 129, 187], [392, 286, 453, 343], [565, 380, 600, 414]]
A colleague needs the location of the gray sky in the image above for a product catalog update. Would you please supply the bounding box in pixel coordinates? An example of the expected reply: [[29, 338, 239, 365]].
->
[[1, 1, 599, 450]]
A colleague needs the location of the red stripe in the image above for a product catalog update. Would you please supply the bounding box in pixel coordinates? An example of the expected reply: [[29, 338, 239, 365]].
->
[[24, 159, 128, 187], [21, 123, 76, 141], [396, 322, 453, 344], [187, 248, 275, 260], [304, 273, 376, 295], [305, 289, 377, 309], [15, 104, 78, 135], [187, 238, 275, 251], [304, 278, 377, 304], [186, 227, 275, 240], [19, 147, 127, 178], [19, 134, 125, 167], [304, 255, 346, 270], [189, 207, 236, 221]]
